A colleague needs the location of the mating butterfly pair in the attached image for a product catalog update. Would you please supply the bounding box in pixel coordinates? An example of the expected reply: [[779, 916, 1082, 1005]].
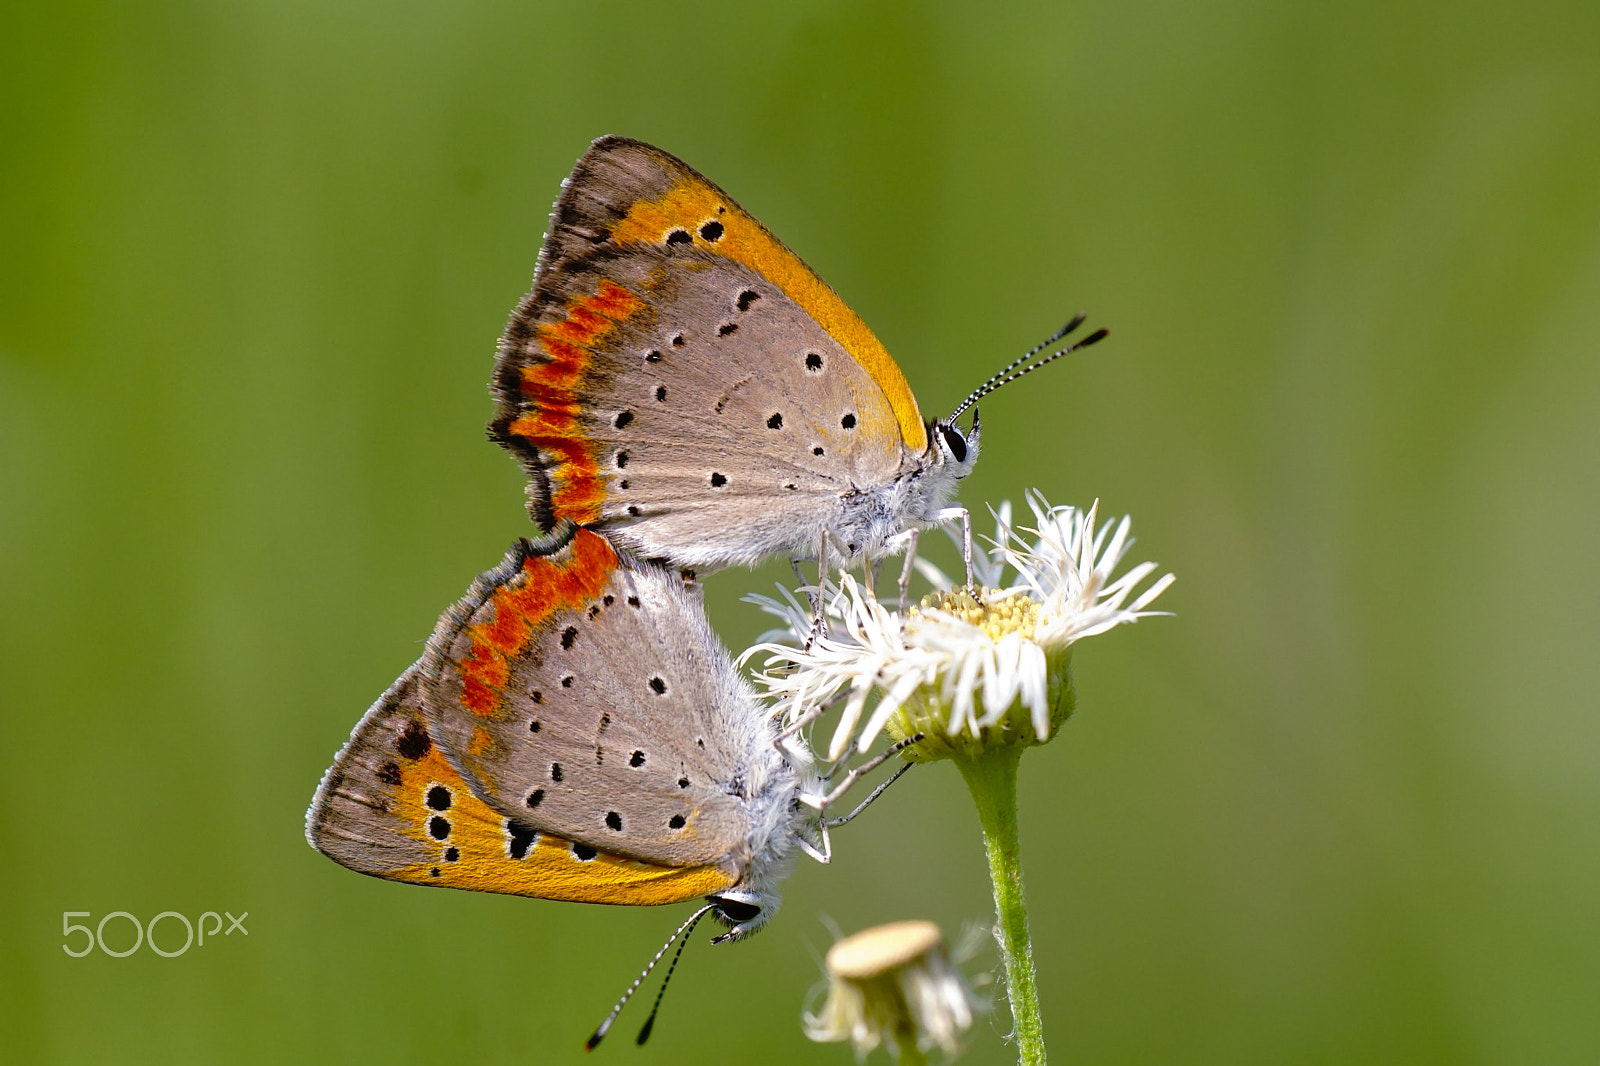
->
[[307, 136, 1102, 1043]]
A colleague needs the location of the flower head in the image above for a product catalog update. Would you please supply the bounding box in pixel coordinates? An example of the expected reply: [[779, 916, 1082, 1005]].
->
[[747, 493, 1173, 761], [804, 920, 981, 1061]]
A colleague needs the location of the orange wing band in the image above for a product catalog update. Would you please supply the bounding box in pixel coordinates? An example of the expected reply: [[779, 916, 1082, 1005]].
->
[[508, 280, 644, 521], [456, 530, 619, 717], [386, 729, 733, 905]]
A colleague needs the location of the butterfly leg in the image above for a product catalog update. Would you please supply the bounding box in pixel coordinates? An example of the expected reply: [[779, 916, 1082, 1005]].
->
[[827, 762, 915, 827], [865, 556, 884, 599], [897, 529, 921, 608], [929, 505, 976, 591], [796, 818, 832, 864], [815, 733, 925, 811], [959, 507, 975, 591], [804, 534, 832, 648]]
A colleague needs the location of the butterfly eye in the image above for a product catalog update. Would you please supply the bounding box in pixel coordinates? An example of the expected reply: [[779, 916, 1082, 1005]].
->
[[940, 425, 968, 463], [709, 896, 762, 924]]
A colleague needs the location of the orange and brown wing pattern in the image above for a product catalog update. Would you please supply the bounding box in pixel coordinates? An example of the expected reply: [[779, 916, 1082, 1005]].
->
[[490, 136, 927, 536], [497, 280, 645, 525], [305, 666, 736, 906], [442, 526, 619, 720], [421, 529, 760, 869]]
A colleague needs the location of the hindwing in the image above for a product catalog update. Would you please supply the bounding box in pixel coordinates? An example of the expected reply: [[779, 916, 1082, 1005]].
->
[[304, 666, 734, 905], [420, 528, 787, 871]]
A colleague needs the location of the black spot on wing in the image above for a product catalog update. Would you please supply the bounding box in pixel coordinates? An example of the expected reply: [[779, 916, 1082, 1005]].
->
[[396, 719, 431, 761], [507, 820, 538, 860]]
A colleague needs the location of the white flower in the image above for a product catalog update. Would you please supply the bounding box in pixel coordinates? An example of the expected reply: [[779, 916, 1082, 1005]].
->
[[804, 920, 981, 1060], [745, 493, 1173, 761]]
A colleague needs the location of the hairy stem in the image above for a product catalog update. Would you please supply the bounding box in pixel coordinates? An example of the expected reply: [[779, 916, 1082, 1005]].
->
[[955, 744, 1046, 1066]]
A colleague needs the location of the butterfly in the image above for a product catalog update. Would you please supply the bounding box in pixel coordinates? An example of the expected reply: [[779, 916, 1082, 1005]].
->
[[306, 526, 821, 944], [487, 136, 1103, 581]]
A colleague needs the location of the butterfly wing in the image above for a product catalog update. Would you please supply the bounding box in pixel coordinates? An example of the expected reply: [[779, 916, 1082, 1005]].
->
[[305, 665, 736, 904], [491, 136, 932, 568], [420, 528, 791, 874]]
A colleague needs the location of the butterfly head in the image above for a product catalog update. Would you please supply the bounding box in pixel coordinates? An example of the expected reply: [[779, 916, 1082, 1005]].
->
[[705, 888, 780, 944], [905, 406, 981, 520], [930, 406, 981, 477]]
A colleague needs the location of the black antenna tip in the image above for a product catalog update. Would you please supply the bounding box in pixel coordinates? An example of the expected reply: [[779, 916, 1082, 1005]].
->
[[1080, 327, 1110, 347], [635, 1016, 656, 1045], [584, 1029, 605, 1052]]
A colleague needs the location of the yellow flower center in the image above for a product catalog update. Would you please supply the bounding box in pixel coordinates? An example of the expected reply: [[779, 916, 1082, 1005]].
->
[[914, 588, 1041, 642]]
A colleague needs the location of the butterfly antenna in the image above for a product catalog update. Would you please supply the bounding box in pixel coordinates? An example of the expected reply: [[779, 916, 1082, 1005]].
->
[[633, 911, 702, 1046], [947, 315, 1083, 420], [585, 904, 715, 1051], [948, 315, 1108, 421]]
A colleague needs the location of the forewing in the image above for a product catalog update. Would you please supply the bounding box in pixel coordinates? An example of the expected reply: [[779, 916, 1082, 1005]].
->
[[304, 665, 733, 905], [492, 136, 926, 567], [422, 529, 766, 869]]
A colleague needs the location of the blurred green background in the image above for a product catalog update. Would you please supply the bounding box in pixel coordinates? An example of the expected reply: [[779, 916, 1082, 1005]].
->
[[5, 1, 1598, 1062]]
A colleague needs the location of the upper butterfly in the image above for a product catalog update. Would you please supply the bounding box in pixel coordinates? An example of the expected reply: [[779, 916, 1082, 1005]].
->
[[490, 135, 982, 573]]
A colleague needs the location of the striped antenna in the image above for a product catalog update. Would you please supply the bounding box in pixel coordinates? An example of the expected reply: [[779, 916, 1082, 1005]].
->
[[948, 315, 1108, 421], [585, 904, 715, 1051]]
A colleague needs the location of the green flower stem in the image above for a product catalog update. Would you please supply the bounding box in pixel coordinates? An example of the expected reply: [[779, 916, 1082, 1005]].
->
[[955, 743, 1046, 1066]]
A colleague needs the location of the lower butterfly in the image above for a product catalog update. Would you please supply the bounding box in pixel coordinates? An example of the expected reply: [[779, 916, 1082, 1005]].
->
[[306, 524, 903, 1044]]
